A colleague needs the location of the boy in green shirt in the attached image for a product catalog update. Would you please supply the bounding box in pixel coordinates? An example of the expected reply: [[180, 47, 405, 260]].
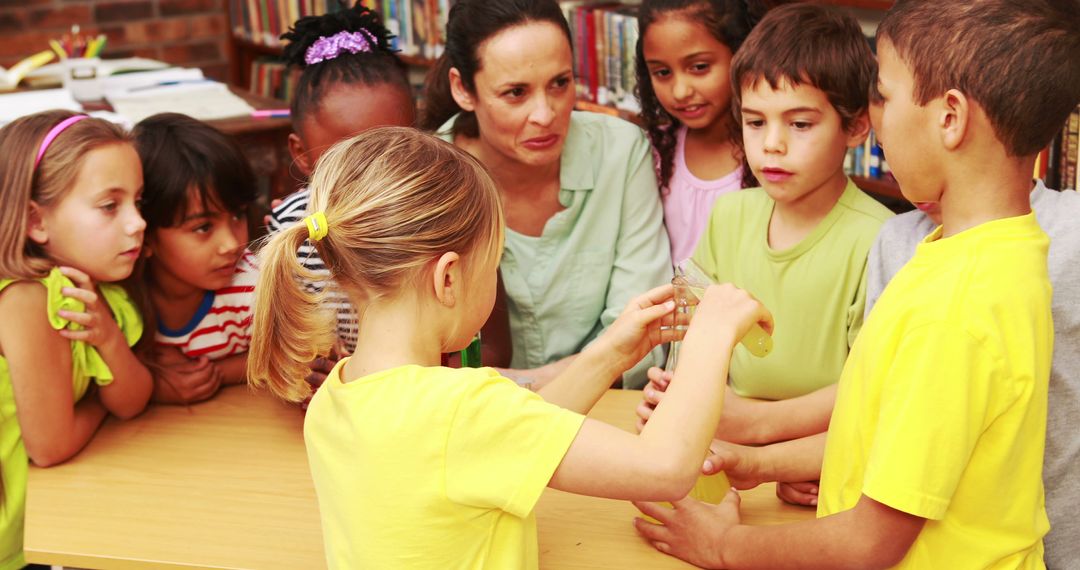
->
[[668, 4, 892, 404]]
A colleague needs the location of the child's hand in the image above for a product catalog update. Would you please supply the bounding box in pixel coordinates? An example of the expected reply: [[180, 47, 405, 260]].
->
[[634, 366, 671, 432], [305, 353, 338, 390], [688, 284, 773, 350], [633, 490, 740, 569], [593, 284, 677, 372], [55, 266, 124, 348], [776, 481, 819, 507], [147, 346, 223, 405], [702, 439, 764, 490]]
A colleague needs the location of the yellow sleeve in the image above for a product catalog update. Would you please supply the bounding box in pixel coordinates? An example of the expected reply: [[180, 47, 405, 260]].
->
[[861, 322, 1013, 520], [445, 373, 585, 518]]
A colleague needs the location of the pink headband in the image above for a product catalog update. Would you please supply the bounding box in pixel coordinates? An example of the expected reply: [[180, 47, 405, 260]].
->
[[34, 115, 88, 170]]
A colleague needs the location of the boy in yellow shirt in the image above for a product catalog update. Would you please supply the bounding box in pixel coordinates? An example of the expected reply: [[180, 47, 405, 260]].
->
[[634, 1, 1080, 567]]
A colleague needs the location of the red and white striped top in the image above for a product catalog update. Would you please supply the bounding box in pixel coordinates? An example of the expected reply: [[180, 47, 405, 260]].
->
[[155, 252, 259, 361]]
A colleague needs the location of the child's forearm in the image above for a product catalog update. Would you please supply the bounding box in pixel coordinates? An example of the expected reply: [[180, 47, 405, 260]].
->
[[30, 395, 108, 467], [720, 496, 922, 569], [537, 352, 617, 414], [637, 329, 736, 486], [754, 432, 827, 483], [96, 333, 153, 420], [719, 384, 837, 445], [216, 353, 249, 386]]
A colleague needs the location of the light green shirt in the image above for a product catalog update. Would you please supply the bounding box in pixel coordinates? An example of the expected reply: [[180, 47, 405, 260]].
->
[[438, 112, 672, 388], [692, 180, 893, 400], [0, 268, 142, 570]]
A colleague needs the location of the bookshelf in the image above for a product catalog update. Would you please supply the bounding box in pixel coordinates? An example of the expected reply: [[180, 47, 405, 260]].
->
[[225, 0, 915, 203], [225, 0, 442, 95]]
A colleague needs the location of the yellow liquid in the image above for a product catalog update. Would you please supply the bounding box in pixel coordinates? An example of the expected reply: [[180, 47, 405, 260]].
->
[[681, 284, 772, 358], [641, 471, 731, 523]]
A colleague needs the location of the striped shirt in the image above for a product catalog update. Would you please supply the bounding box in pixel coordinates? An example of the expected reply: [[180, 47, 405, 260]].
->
[[155, 251, 258, 360], [268, 188, 359, 353]]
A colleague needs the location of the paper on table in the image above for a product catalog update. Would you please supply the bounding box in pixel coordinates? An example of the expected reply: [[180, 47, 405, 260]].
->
[[0, 89, 81, 126], [101, 67, 205, 100], [108, 81, 255, 124]]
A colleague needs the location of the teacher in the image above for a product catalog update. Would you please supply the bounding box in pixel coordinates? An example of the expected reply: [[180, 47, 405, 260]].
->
[[421, 0, 672, 389]]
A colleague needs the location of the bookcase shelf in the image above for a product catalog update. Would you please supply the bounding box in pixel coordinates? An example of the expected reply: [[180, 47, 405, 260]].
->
[[228, 36, 436, 89]]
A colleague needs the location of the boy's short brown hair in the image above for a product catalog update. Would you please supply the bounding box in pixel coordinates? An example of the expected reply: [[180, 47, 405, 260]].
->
[[730, 3, 875, 131], [878, 0, 1080, 157]]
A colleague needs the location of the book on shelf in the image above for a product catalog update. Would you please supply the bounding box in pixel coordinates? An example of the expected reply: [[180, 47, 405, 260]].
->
[[1039, 103, 1080, 191], [250, 57, 302, 101], [562, 2, 640, 114], [229, 0, 343, 47], [845, 129, 895, 184]]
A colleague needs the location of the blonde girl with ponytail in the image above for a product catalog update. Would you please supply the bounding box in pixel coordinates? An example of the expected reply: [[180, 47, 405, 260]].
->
[[249, 126, 772, 570]]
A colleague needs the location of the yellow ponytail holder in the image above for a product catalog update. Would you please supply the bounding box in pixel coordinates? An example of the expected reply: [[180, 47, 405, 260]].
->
[[305, 212, 329, 241]]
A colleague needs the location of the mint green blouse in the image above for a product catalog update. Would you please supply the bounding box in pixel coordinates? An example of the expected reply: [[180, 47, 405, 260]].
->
[[0, 268, 142, 570], [438, 112, 673, 388]]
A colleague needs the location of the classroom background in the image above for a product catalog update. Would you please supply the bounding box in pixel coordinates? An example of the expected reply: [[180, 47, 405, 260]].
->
[[2, 0, 1076, 216], [3, 1, 1079, 569]]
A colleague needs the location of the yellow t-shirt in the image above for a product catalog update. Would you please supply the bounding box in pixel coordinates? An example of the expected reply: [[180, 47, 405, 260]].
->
[[0, 269, 142, 570], [819, 213, 1052, 569], [692, 179, 892, 399], [304, 362, 585, 569]]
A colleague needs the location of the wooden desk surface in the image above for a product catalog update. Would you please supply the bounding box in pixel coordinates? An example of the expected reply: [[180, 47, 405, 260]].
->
[[211, 88, 291, 136], [25, 387, 814, 569]]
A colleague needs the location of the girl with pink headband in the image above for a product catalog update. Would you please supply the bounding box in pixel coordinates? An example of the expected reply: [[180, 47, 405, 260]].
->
[[0, 110, 153, 567]]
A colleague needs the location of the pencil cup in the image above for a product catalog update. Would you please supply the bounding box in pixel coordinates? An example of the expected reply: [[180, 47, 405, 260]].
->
[[62, 57, 102, 102]]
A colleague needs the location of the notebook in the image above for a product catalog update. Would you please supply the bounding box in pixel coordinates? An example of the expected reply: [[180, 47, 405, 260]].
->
[[107, 81, 256, 124]]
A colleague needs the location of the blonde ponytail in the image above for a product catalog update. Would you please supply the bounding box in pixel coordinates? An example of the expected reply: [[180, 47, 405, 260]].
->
[[248, 221, 336, 401], [248, 126, 502, 402]]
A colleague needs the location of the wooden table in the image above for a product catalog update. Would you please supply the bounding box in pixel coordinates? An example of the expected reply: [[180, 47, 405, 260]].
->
[[25, 387, 815, 569]]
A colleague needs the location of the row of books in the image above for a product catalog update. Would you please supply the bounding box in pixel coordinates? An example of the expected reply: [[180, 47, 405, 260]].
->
[[562, 3, 641, 113], [228, 0, 344, 47], [250, 58, 300, 101], [1040, 104, 1080, 191], [844, 130, 892, 181], [228, 0, 454, 59], [357, 0, 453, 60]]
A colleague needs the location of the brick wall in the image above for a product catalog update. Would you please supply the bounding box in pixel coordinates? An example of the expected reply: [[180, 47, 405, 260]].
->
[[0, 0, 231, 82]]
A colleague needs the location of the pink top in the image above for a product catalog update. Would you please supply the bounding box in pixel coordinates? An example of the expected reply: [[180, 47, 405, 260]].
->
[[661, 126, 743, 265]]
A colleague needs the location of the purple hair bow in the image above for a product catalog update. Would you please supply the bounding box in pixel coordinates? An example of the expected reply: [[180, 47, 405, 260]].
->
[[305, 30, 379, 65]]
